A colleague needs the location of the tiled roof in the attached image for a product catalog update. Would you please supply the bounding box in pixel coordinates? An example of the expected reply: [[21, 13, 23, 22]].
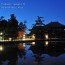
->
[[45, 22, 65, 27]]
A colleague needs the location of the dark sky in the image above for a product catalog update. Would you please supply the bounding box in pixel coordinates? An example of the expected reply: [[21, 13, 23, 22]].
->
[[0, 0, 65, 30]]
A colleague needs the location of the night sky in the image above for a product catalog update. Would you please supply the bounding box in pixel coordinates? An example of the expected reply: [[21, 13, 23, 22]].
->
[[0, 0, 65, 32]]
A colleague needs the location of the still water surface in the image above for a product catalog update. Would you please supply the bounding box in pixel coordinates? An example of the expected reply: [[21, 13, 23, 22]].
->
[[0, 41, 65, 65]]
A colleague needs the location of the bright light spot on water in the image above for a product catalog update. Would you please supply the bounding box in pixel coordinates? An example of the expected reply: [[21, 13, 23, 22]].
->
[[0, 45, 3, 51], [45, 41, 48, 46]]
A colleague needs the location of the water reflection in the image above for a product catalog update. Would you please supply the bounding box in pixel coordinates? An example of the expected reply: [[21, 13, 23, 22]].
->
[[45, 41, 48, 46], [29, 41, 65, 65], [29, 41, 45, 64], [32, 54, 44, 65], [0, 41, 65, 65], [0, 43, 26, 65]]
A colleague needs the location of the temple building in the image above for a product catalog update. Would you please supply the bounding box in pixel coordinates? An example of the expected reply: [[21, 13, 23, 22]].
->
[[29, 17, 65, 40], [44, 22, 65, 39]]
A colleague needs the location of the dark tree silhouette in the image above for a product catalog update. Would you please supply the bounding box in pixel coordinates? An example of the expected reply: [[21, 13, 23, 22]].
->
[[0, 20, 8, 31], [18, 21, 27, 31], [0, 14, 27, 39], [0, 19, 8, 39], [7, 14, 18, 39], [0, 16, 4, 21], [34, 16, 45, 26], [18, 22, 23, 30]]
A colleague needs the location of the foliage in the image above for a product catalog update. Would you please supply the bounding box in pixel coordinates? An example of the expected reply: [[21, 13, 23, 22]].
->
[[0, 14, 27, 39]]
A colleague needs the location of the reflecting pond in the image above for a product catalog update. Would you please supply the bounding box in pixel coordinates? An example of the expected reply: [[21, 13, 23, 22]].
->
[[0, 41, 65, 65]]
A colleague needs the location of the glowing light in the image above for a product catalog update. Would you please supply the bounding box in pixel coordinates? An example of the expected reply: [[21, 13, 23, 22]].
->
[[9, 38, 12, 41], [0, 46, 3, 51], [45, 41, 48, 46], [45, 34, 48, 39], [0, 32, 3, 35], [32, 42, 35, 45], [22, 33, 26, 40], [32, 34, 35, 40]]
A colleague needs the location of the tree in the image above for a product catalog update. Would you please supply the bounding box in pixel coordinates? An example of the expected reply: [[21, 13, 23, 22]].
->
[[0, 16, 4, 21], [18, 21, 27, 32], [0, 19, 8, 39], [18, 22, 23, 30], [34, 16, 45, 26], [7, 14, 18, 39]]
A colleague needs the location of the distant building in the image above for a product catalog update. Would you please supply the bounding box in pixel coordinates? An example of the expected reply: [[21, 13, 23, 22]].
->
[[29, 17, 65, 39], [29, 16, 45, 39], [45, 22, 65, 38], [29, 26, 45, 39]]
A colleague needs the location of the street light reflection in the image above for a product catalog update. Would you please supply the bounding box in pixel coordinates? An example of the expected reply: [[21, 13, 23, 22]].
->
[[23, 43, 26, 47], [0, 45, 3, 51], [45, 41, 48, 46]]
